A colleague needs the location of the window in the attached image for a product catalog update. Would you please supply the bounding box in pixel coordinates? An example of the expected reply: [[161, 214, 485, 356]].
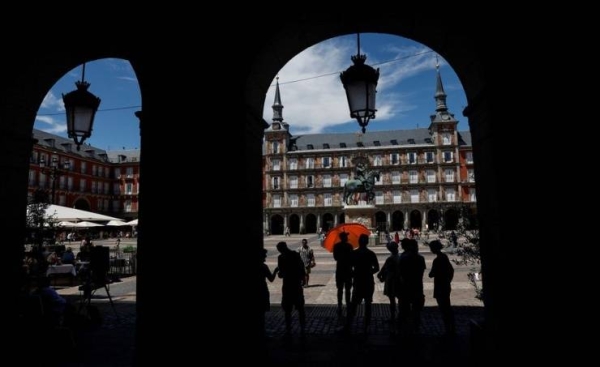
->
[[126, 167, 133, 178], [92, 165, 97, 176], [443, 151, 453, 163], [307, 144, 314, 150], [307, 194, 315, 207], [272, 159, 281, 171], [340, 142, 347, 148], [81, 161, 87, 174], [323, 143, 330, 149], [392, 171, 400, 184], [91, 181, 97, 194], [427, 170, 436, 183], [425, 138, 433, 144], [272, 141, 279, 154], [272, 177, 279, 189], [409, 170, 418, 184], [373, 140, 381, 146], [466, 151, 474, 164], [289, 158, 298, 170], [469, 189, 477, 202], [428, 189, 437, 202], [356, 142, 364, 147], [408, 138, 415, 144], [29, 170, 36, 185], [289, 176, 298, 189], [445, 169, 454, 183], [80, 179, 86, 192], [323, 157, 331, 168], [390, 153, 399, 165], [340, 156, 347, 168], [393, 190, 402, 204], [410, 189, 420, 203], [306, 175, 314, 188], [323, 174, 332, 188], [391, 139, 398, 145], [443, 133, 451, 145], [426, 151, 435, 163], [408, 152, 416, 164], [113, 183, 120, 195], [340, 174, 349, 187], [373, 155, 382, 166], [305, 157, 314, 169], [126, 183, 133, 194], [290, 194, 299, 207], [273, 195, 281, 208], [375, 191, 384, 205], [324, 193, 333, 206], [468, 169, 475, 182], [446, 188, 456, 202]]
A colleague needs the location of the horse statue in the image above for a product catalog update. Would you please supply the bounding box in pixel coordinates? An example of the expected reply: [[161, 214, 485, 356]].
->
[[343, 170, 380, 205]]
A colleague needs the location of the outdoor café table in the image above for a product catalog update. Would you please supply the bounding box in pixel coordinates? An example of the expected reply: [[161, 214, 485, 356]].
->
[[46, 264, 77, 285]]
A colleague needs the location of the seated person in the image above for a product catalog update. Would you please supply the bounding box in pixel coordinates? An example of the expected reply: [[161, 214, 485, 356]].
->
[[33, 276, 68, 327], [61, 247, 75, 265]]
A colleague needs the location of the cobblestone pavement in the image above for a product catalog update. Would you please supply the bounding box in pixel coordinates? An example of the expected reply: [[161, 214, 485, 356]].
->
[[50, 234, 484, 366]]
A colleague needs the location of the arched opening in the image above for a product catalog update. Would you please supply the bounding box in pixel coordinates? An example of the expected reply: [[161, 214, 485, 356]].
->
[[270, 214, 284, 234], [321, 213, 334, 232], [427, 209, 441, 231], [391, 210, 404, 231], [289, 213, 301, 233], [443, 208, 459, 230], [375, 211, 387, 232], [409, 209, 422, 229], [304, 213, 317, 233]]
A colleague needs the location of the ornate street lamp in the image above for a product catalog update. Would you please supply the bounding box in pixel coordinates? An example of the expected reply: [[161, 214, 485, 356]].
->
[[40, 156, 70, 204], [63, 63, 101, 151], [340, 33, 380, 133]]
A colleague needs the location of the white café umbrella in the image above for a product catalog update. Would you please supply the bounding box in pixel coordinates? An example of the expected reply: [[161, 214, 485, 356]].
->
[[125, 219, 138, 226], [36, 204, 123, 222], [75, 221, 104, 228], [106, 220, 129, 226]]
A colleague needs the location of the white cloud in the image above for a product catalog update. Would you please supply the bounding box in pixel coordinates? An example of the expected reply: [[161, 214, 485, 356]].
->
[[262, 39, 438, 134], [116, 76, 137, 82], [40, 91, 65, 111], [35, 115, 66, 134]]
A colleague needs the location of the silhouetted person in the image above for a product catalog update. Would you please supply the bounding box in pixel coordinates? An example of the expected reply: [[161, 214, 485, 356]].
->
[[297, 239, 315, 287], [346, 234, 379, 333], [377, 241, 401, 326], [398, 238, 426, 335], [428, 240, 456, 336], [333, 232, 353, 316], [275, 241, 306, 336], [258, 248, 277, 339]]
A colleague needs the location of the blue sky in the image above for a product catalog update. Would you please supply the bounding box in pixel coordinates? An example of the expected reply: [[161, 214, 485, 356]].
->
[[35, 59, 142, 151], [34, 33, 467, 151], [262, 33, 468, 135]]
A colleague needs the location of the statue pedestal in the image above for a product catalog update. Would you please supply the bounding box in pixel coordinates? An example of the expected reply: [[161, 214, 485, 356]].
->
[[343, 204, 377, 229], [343, 204, 379, 246]]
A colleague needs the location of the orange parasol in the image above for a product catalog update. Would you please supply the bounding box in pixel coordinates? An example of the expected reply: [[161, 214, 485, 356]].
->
[[321, 223, 372, 253]]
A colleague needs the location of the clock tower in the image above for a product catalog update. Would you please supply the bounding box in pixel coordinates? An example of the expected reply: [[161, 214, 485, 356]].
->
[[428, 57, 458, 145]]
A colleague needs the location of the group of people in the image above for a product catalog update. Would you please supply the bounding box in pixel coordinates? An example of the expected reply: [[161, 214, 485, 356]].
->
[[259, 239, 314, 337], [258, 233, 456, 338]]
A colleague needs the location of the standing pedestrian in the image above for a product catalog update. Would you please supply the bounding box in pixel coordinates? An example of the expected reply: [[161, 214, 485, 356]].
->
[[428, 240, 456, 336], [297, 239, 315, 287], [275, 241, 306, 337]]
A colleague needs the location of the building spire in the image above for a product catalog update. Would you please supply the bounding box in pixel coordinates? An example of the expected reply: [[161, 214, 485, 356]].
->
[[434, 56, 448, 112], [272, 76, 284, 122]]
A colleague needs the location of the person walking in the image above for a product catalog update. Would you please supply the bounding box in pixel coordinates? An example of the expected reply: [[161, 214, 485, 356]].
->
[[428, 240, 456, 336], [275, 241, 306, 337], [332, 232, 353, 317], [345, 234, 379, 334], [297, 239, 315, 287], [377, 241, 401, 326], [398, 238, 426, 335]]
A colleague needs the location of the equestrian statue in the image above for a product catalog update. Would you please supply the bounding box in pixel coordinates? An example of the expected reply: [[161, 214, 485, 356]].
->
[[343, 162, 380, 205]]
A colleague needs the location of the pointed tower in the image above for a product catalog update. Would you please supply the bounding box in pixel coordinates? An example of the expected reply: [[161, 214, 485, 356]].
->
[[428, 56, 458, 145], [272, 77, 284, 124]]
